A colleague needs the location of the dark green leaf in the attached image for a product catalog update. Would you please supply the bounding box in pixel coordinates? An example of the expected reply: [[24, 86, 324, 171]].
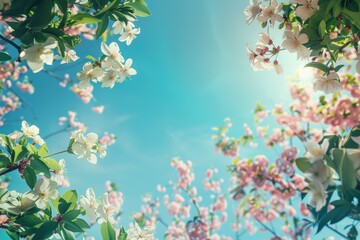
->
[[24, 166, 37, 189], [32, 221, 58, 240], [0, 52, 12, 61], [96, 14, 109, 39]]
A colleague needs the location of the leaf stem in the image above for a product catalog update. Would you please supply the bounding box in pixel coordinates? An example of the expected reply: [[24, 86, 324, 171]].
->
[[45, 150, 68, 158]]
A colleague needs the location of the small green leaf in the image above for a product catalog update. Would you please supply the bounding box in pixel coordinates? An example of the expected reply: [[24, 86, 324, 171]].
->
[[118, 227, 127, 240], [0, 52, 12, 61], [295, 157, 312, 173]]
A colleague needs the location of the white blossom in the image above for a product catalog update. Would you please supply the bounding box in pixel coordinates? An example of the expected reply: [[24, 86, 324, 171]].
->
[[119, 22, 140, 46], [97, 193, 116, 226], [99, 70, 121, 88], [22, 38, 58, 73], [244, 0, 261, 24], [309, 180, 327, 212], [71, 131, 98, 164], [282, 26, 310, 60], [293, 0, 319, 21], [127, 222, 155, 240], [76, 62, 104, 89], [61, 50, 79, 64], [119, 59, 137, 82], [101, 42, 124, 70], [257, 0, 283, 26], [27, 178, 59, 209], [304, 139, 329, 163], [313, 71, 342, 94], [80, 188, 99, 222]]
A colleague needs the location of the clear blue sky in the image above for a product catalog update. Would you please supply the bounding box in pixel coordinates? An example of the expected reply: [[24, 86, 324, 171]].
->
[[2, 0, 335, 239]]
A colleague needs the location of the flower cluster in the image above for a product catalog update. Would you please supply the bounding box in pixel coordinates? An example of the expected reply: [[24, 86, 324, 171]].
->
[[76, 42, 136, 89]]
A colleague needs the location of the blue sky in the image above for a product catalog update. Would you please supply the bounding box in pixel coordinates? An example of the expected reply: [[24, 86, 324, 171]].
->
[[1, 0, 337, 239]]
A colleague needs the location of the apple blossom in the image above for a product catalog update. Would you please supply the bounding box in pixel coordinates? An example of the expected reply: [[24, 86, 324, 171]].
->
[[257, 0, 283, 26], [127, 222, 155, 240], [71, 131, 99, 164], [80, 188, 99, 223], [60, 50, 80, 64], [119, 59, 137, 82], [282, 26, 310, 60], [27, 178, 59, 209], [22, 38, 58, 73], [244, 0, 261, 24], [119, 22, 141, 46], [100, 42, 124, 70], [76, 62, 104, 88]]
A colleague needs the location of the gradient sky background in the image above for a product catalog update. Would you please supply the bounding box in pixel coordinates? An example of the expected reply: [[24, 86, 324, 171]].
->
[[1, 0, 336, 239]]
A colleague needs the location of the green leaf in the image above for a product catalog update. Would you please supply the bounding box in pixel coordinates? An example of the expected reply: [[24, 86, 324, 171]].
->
[[12, 145, 29, 162], [304, 62, 329, 73], [101, 221, 116, 240], [95, 0, 120, 16], [30, 159, 51, 178], [295, 157, 312, 173], [63, 221, 84, 232], [14, 214, 42, 227], [38, 144, 48, 157], [58, 199, 72, 214], [0, 52, 12, 61], [118, 227, 127, 240], [333, 149, 357, 190], [27, 144, 38, 154], [60, 226, 76, 240], [29, 0, 55, 29], [317, 204, 351, 233], [0, 154, 11, 168], [96, 14, 109, 39], [334, 64, 344, 72], [72, 218, 90, 229], [62, 209, 81, 221], [32, 221, 58, 240], [128, 1, 151, 17], [55, 0, 68, 14], [6, 230, 19, 240], [24, 166, 37, 189], [62, 190, 78, 203], [318, 20, 326, 38], [42, 157, 61, 171]]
